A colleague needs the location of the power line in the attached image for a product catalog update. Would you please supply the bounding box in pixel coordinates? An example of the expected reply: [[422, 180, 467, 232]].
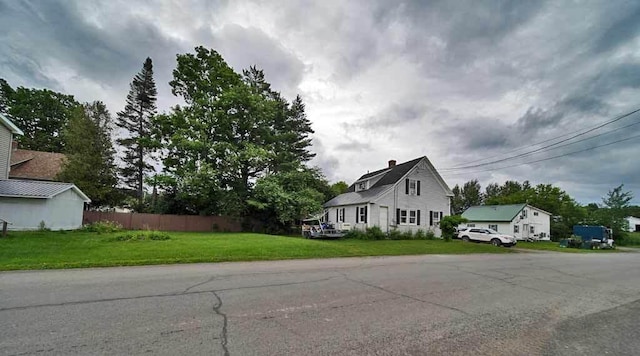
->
[[442, 107, 640, 171], [441, 133, 640, 177]]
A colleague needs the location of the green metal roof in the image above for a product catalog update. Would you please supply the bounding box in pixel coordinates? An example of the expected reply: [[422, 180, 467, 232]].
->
[[462, 204, 527, 222]]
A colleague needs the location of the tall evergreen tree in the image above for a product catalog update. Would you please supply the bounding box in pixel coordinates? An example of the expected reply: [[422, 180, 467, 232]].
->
[[58, 102, 120, 208], [116, 57, 158, 208]]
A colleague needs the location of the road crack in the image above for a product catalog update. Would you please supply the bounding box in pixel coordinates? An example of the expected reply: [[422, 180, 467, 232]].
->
[[210, 291, 229, 356]]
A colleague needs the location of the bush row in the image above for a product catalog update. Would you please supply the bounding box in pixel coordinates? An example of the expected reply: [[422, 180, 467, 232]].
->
[[343, 226, 438, 240]]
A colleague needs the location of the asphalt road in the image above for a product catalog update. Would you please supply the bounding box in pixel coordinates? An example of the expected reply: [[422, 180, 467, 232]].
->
[[1, 252, 640, 355]]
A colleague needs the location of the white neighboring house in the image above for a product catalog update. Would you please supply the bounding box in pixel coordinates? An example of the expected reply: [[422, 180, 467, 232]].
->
[[626, 216, 640, 232], [462, 204, 551, 241], [0, 113, 90, 230], [323, 157, 453, 236], [0, 180, 90, 230]]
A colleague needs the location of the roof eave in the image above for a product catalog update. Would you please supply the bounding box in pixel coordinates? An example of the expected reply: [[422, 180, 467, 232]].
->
[[0, 113, 24, 135]]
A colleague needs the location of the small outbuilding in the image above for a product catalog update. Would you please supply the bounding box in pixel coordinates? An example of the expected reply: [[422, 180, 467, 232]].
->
[[626, 216, 640, 232], [462, 203, 551, 241], [0, 179, 90, 230]]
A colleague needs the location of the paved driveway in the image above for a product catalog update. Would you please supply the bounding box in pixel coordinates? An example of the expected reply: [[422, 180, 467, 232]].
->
[[1, 252, 639, 355]]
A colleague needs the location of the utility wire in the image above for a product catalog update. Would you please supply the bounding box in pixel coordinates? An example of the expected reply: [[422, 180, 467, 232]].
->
[[442, 107, 640, 171], [441, 133, 640, 177]]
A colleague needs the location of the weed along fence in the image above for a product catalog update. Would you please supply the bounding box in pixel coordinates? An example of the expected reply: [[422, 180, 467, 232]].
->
[[82, 211, 258, 232]]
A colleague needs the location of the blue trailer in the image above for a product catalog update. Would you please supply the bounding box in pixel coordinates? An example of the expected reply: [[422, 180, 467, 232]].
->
[[572, 225, 614, 248]]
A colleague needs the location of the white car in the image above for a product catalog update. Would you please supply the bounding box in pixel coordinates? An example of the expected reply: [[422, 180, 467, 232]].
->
[[459, 228, 517, 247]]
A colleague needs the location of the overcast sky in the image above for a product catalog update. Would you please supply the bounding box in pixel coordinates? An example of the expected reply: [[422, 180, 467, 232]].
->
[[1, 0, 639, 204]]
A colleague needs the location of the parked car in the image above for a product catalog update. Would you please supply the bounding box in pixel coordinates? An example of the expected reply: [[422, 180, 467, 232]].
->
[[459, 228, 517, 247], [453, 227, 468, 239]]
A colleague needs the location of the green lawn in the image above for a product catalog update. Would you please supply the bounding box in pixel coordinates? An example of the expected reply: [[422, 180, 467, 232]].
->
[[621, 232, 640, 246], [0, 231, 514, 271], [515, 241, 621, 253]]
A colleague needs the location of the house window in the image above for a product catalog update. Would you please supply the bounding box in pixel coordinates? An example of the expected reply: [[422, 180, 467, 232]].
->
[[521, 209, 527, 218], [533, 211, 539, 216], [408, 179, 417, 195], [467, 223, 475, 227], [488, 224, 498, 231], [409, 210, 417, 225], [540, 232, 546, 238], [431, 211, 441, 226], [400, 210, 407, 224], [338, 208, 345, 223], [530, 225, 535, 234], [514, 225, 519, 233], [359, 206, 367, 223], [357, 181, 367, 191]]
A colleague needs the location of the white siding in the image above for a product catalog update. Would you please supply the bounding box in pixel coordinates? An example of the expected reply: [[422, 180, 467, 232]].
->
[[376, 160, 451, 236], [0, 124, 11, 180], [465, 205, 551, 241], [626, 216, 640, 232], [0, 189, 85, 230]]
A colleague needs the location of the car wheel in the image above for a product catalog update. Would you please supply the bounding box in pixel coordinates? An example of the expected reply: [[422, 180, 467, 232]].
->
[[491, 238, 501, 247], [462, 236, 470, 242]]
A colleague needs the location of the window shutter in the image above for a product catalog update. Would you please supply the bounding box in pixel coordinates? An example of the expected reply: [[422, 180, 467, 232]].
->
[[341, 208, 345, 222], [429, 210, 433, 226], [406, 179, 410, 194], [417, 181, 421, 196], [336, 209, 338, 222], [396, 209, 400, 225], [364, 206, 368, 224], [439, 211, 443, 220], [417, 210, 421, 225], [356, 207, 359, 223]]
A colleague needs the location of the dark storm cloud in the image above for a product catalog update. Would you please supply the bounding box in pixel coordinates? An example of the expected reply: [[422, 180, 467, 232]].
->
[[207, 24, 306, 99], [591, 2, 640, 54]]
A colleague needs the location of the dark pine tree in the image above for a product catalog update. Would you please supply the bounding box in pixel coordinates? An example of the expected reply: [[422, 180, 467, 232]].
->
[[116, 58, 158, 208]]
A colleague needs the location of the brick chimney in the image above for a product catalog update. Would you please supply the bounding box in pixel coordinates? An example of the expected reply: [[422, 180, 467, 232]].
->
[[11, 140, 18, 151], [388, 160, 396, 168]]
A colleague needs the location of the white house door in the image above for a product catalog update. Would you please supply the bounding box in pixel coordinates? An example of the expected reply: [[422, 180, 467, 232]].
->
[[523, 224, 529, 239], [379, 207, 389, 233]]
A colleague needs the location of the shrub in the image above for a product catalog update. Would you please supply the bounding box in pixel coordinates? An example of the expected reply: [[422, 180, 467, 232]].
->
[[414, 229, 426, 240], [388, 228, 403, 240], [38, 221, 50, 232], [425, 230, 436, 240], [113, 231, 171, 242], [401, 230, 414, 240], [366, 226, 386, 240], [343, 229, 368, 240], [440, 215, 468, 242], [82, 220, 123, 233]]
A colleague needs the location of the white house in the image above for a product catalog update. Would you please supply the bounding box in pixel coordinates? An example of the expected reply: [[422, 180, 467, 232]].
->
[[323, 157, 453, 236], [0, 113, 90, 230], [462, 204, 551, 241], [626, 216, 640, 232]]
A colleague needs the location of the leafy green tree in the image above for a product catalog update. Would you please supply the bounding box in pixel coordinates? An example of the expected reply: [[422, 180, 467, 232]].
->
[[597, 184, 633, 237], [1, 81, 79, 152], [58, 102, 120, 208], [330, 181, 349, 198], [461, 179, 483, 211], [440, 215, 468, 241], [154, 47, 317, 216], [116, 57, 158, 208], [248, 167, 327, 232]]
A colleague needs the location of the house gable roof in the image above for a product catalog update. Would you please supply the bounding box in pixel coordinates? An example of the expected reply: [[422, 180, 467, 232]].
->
[[323, 184, 392, 207], [10, 149, 66, 181], [0, 113, 24, 135], [462, 204, 527, 222], [347, 156, 453, 196], [0, 179, 90, 202]]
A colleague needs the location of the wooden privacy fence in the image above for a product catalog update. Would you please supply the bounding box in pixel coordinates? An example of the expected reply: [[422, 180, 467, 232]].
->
[[83, 211, 261, 232]]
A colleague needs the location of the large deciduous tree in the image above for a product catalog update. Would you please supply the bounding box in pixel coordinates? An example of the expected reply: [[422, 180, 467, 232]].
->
[[0, 80, 79, 152], [154, 47, 317, 216], [116, 57, 158, 208], [58, 102, 120, 208]]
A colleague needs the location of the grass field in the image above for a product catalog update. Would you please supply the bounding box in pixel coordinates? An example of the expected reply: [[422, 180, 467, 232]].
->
[[0, 231, 515, 271], [515, 241, 622, 253], [622, 232, 640, 246]]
